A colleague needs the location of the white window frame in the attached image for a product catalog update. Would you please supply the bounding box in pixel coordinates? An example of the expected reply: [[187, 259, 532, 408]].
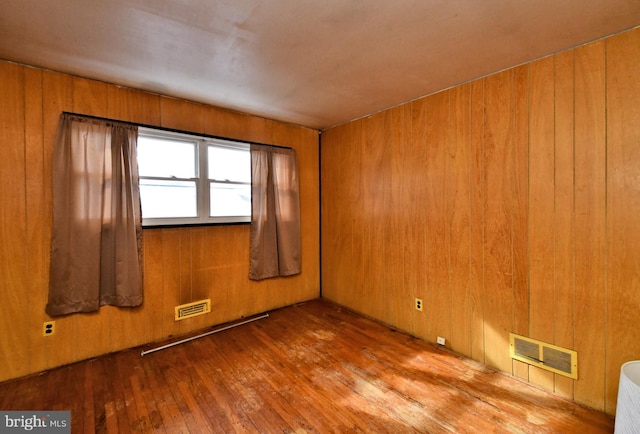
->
[[138, 127, 251, 227]]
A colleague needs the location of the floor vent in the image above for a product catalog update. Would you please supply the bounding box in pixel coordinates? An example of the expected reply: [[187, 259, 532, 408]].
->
[[175, 299, 211, 321], [509, 333, 578, 379]]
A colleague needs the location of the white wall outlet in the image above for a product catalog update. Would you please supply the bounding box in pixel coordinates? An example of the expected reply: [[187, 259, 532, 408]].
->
[[437, 336, 446, 346], [415, 298, 423, 311]]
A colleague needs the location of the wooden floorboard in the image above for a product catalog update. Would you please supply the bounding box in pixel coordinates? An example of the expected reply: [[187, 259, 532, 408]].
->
[[0, 299, 614, 433]]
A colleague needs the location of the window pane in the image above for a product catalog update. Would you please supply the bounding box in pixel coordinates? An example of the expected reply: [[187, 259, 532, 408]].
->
[[208, 146, 250, 183], [210, 182, 251, 217], [138, 136, 196, 178], [140, 179, 197, 218]]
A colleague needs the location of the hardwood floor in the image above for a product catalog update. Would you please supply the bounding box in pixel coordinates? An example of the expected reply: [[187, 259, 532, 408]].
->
[[0, 300, 614, 433]]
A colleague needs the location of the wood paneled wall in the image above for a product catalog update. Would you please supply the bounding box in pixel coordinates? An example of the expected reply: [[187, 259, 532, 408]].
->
[[0, 62, 320, 383], [321, 27, 640, 415]]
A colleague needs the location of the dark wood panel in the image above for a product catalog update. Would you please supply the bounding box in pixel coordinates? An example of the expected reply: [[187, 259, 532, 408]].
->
[[0, 300, 613, 433]]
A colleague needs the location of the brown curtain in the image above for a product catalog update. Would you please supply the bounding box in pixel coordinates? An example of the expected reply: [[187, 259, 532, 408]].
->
[[249, 144, 301, 280], [46, 114, 143, 316]]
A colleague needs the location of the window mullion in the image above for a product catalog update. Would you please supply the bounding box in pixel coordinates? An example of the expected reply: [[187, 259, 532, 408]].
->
[[198, 140, 209, 223]]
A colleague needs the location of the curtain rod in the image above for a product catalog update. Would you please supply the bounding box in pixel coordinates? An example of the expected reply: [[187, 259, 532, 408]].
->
[[140, 312, 270, 356], [61, 111, 293, 150]]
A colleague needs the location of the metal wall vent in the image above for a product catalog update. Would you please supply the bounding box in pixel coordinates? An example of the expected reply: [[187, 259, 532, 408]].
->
[[509, 333, 578, 379], [175, 299, 211, 321]]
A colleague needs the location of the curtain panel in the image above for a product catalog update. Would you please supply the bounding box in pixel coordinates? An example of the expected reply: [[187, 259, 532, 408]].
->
[[46, 114, 143, 316], [249, 144, 302, 280]]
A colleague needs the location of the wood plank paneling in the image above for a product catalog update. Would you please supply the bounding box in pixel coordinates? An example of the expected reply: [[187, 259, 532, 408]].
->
[[482, 70, 514, 374], [469, 79, 486, 363], [448, 84, 472, 356], [0, 62, 29, 380], [0, 61, 319, 384], [605, 27, 640, 414], [24, 67, 48, 375], [407, 99, 430, 339], [387, 105, 410, 330], [512, 64, 530, 382], [363, 111, 388, 322], [160, 97, 205, 133], [321, 123, 354, 309], [321, 27, 640, 415], [142, 230, 164, 344], [553, 50, 576, 400], [204, 105, 272, 143], [574, 40, 607, 411], [424, 91, 451, 344], [528, 56, 556, 391]]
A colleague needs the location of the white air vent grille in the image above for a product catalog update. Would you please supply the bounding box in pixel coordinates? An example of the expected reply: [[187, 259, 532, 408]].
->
[[510, 333, 578, 379], [175, 299, 211, 321]]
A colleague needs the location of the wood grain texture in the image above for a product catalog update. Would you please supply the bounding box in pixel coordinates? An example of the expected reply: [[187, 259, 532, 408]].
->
[[387, 105, 410, 330], [321, 122, 354, 309], [482, 70, 514, 374], [553, 50, 576, 400], [448, 84, 472, 356], [511, 64, 530, 383], [24, 67, 48, 375], [0, 61, 319, 384], [469, 79, 486, 364], [605, 27, 640, 415], [528, 56, 556, 391], [406, 99, 430, 340], [574, 40, 607, 411], [0, 62, 29, 379], [423, 92, 451, 346], [363, 111, 388, 322], [0, 300, 614, 433], [320, 27, 640, 415]]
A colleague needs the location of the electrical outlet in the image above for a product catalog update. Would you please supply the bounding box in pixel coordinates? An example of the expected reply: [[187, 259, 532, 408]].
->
[[415, 298, 423, 311], [437, 336, 446, 346], [43, 321, 55, 337]]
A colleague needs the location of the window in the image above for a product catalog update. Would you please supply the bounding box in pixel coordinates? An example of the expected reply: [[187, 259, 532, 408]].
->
[[137, 127, 251, 226]]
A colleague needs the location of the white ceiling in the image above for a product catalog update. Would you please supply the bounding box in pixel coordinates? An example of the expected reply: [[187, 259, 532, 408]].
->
[[1, 1, 639, 130]]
